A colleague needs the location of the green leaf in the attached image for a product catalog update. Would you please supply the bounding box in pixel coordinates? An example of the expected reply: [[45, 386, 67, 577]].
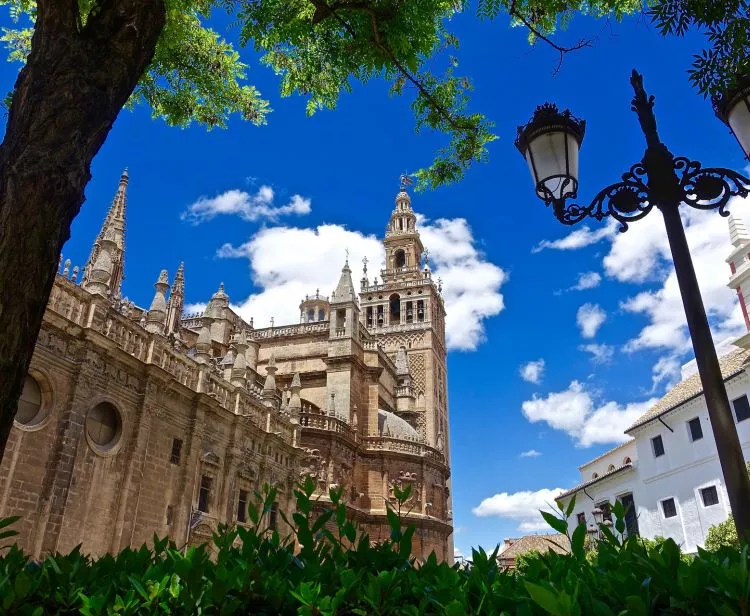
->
[[525, 581, 563, 616], [565, 495, 576, 518], [540, 510, 568, 535], [571, 522, 587, 560]]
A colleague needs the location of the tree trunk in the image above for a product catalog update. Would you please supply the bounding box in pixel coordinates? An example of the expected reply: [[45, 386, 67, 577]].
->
[[0, 0, 166, 462]]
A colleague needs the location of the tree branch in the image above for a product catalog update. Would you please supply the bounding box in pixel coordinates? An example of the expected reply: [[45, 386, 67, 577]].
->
[[311, 0, 477, 135], [509, 5, 592, 76]]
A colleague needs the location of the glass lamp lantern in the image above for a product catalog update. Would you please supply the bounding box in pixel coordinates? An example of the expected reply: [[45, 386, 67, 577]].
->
[[592, 507, 603, 525], [515, 103, 586, 203], [714, 76, 750, 161]]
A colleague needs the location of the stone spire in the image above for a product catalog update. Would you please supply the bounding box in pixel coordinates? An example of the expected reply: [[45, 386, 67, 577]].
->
[[332, 259, 356, 303], [729, 213, 750, 248], [83, 168, 128, 296], [166, 262, 184, 336], [195, 315, 212, 364], [288, 372, 302, 423], [145, 269, 169, 334], [262, 355, 280, 408], [84, 227, 118, 296], [231, 330, 248, 387]]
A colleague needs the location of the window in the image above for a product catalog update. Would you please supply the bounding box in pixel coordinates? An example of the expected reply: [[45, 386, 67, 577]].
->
[[576, 512, 586, 526], [269, 502, 279, 530], [170, 438, 183, 465], [307, 309, 315, 322], [608, 464, 616, 472], [86, 402, 121, 450], [166, 505, 174, 526], [366, 307, 373, 327], [661, 498, 677, 518], [619, 493, 639, 537], [389, 293, 401, 322], [15, 374, 46, 427], [623, 457, 632, 465], [651, 435, 665, 458], [688, 417, 703, 442], [592, 472, 599, 479], [318, 309, 325, 321], [237, 489, 248, 523], [701, 486, 719, 507], [198, 475, 212, 513], [733, 395, 750, 422], [395, 249, 406, 268]]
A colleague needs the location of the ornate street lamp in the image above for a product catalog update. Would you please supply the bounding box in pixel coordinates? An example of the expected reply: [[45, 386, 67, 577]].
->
[[517, 70, 750, 541], [714, 76, 750, 161], [592, 507, 603, 526]]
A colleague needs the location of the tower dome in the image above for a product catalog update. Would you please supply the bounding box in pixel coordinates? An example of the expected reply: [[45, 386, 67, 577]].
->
[[300, 289, 330, 323]]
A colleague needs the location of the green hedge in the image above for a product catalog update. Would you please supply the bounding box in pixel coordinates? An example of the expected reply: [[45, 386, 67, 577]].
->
[[1, 479, 749, 615]]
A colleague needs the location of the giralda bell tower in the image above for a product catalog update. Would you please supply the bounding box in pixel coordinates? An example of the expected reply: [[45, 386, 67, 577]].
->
[[359, 183, 450, 458]]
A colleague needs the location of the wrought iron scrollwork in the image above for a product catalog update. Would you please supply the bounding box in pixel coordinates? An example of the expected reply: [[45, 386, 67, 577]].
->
[[548, 161, 653, 232], [547, 156, 750, 232], [674, 157, 750, 216]]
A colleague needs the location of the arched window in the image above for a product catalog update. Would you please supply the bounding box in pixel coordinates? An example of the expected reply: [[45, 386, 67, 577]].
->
[[318, 309, 325, 321], [395, 249, 406, 269], [389, 294, 401, 322], [307, 309, 315, 322], [623, 457, 632, 465], [608, 464, 616, 472], [15, 374, 47, 427], [592, 472, 599, 479], [86, 402, 122, 451]]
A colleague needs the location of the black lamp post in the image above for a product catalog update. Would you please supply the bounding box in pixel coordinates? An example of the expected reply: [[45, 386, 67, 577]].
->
[[517, 70, 750, 542]]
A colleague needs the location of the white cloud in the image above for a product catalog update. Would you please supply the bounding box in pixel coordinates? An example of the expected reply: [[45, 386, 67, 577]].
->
[[519, 449, 542, 458], [211, 216, 506, 351], [532, 222, 617, 253], [544, 201, 748, 388], [571, 271, 602, 291], [520, 359, 545, 384], [576, 303, 606, 339], [578, 343, 614, 364], [472, 488, 564, 532], [521, 381, 658, 447], [418, 216, 507, 350], [181, 186, 311, 224]]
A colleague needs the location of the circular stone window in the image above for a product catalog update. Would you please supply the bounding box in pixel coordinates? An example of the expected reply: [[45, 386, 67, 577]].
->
[[86, 402, 122, 452], [15, 374, 48, 428]]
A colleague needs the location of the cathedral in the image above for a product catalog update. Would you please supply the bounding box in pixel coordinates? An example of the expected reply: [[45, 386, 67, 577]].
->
[[0, 171, 454, 561]]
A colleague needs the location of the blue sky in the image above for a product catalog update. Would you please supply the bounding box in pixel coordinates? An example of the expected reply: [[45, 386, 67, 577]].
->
[[2, 8, 748, 558]]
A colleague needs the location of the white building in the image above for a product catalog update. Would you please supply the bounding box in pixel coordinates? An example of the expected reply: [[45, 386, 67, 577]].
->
[[557, 214, 750, 553]]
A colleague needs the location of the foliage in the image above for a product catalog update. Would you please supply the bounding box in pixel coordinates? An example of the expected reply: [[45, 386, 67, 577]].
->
[[0, 0, 494, 189], [1, 481, 750, 614], [705, 514, 739, 551], [477, 0, 750, 100], [0, 0, 745, 187], [648, 0, 750, 98], [236, 0, 495, 189], [702, 462, 750, 551], [0, 0, 268, 130]]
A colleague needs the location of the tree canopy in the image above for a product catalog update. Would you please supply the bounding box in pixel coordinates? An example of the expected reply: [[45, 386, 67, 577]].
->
[[1, 1, 746, 187]]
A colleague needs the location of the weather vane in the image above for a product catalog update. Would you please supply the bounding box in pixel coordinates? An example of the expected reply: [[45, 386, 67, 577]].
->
[[345, 247, 349, 265], [362, 255, 368, 274], [400, 173, 413, 191]]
